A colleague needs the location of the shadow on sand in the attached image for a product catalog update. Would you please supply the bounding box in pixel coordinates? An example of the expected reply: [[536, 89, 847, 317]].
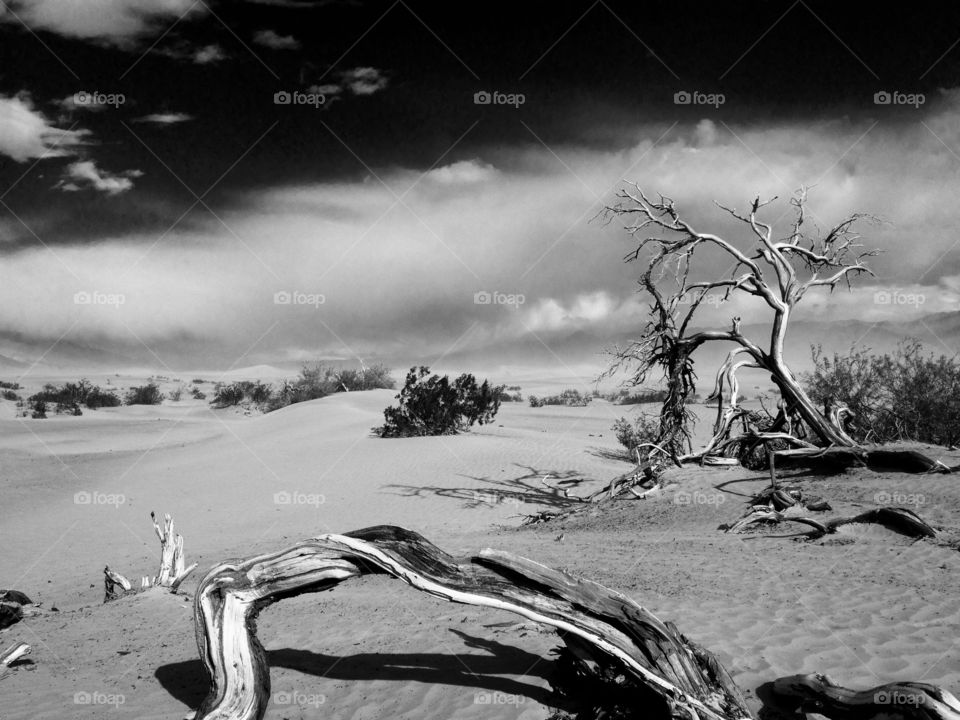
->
[[385, 464, 591, 509], [155, 629, 563, 711]]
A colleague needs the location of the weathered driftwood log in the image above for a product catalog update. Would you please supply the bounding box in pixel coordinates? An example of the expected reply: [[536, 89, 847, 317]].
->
[[191, 525, 754, 720], [770, 446, 950, 478], [771, 673, 960, 720], [151, 511, 199, 589], [724, 506, 937, 539], [104, 512, 198, 602], [0, 641, 30, 681], [103, 566, 133, 602]]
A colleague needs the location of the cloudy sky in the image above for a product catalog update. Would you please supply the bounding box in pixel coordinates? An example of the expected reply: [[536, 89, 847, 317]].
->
[[3, 1, 960, 373]]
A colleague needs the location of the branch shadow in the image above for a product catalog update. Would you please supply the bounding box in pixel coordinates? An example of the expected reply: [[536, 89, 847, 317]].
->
[[385, 464, 592, 510], [155, 629, 564, 710]]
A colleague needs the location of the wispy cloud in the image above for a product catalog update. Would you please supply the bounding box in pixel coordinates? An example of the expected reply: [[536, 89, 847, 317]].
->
[[252, 28, 300, 50], [340, 67, 388, 96], [132, 112, 193, 125], [0, 94, 89, 162], [56, 161, 143, 195]]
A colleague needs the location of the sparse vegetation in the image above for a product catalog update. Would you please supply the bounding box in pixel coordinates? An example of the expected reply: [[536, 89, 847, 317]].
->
[[803, 341, 960, 447], [528, 389, 592, 408], [168, 386, 185, 401], [29, 379, 121, 412], [125, 383, 164, 405], [2, 390, 19, 401], [265, 362, 395, 412], [0, 381, 20, 390], [375, 366, 503, 437], [612, 414, 660, 454], [191, 387, 206, 400]]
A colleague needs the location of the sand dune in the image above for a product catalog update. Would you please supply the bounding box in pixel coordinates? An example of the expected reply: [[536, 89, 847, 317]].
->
[[2, 389, 959, 719]]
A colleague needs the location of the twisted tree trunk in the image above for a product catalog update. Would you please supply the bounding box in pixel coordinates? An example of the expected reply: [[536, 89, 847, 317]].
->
[[191, 525, 753, 720]]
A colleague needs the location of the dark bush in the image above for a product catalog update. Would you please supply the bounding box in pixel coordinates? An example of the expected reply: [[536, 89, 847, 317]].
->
[[212, 382, 247, 407], [31, 399, 47, 419], [528, 389, 591, 407], [375, 366, 503, 437], [2, 390, 18, 401], [0, 381, 20, 390], [30, 379, 119, 410], [125, 383, 164, 405], [191, 387, 206, 400], [803, 341, 960, 446], [612, 414, 660, 453]]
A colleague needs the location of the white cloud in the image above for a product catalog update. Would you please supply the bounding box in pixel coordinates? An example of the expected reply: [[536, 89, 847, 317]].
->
[[132, 112, 193, 125], [252, 28, 300, 50], [340, 67, 388, 96], [424, 159, 496, 184], [56, 161, 143, 195], [0, 94, 89, 162], [0, 0, 204, 46]]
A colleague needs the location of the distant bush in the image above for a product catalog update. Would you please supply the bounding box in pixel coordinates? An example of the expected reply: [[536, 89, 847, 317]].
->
[[612, 414, 660, 453], [497, 388, 523, 402], [30, 379, 120, 410], [168, 386, 184, 402], [803, 341, 960, 446], [212, 382, 248, 407], [0, 381, 20, 390], [375, 366, 503, 437], [2, 390, 19, 401], [265, 363, 395, 412], [602, 388, 669, 405], [191, 387, 206, 400], [191, 378, 206, 384], [527, 389, 592, 408], [31, 399, 47, 419], [125, 383, 164, 405]]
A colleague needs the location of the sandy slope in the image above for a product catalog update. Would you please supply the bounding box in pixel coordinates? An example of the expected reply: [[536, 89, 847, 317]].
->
[[1, 390, 959, 719]]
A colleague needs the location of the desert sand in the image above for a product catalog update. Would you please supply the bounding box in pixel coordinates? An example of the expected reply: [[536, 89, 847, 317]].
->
[[1, 382, 959, 719]]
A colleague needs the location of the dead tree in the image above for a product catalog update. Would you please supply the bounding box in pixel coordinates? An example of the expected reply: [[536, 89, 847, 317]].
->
[[104, 512, 197, 602], [601, 187, 938, 467], [189, 526, 959, 720], [191, 525, 753, 720], [0, 642, 30, 681]]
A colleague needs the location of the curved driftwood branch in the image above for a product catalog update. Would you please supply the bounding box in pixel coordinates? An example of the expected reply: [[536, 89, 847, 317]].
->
[[191, 525, 754, 720], [0, 641, 30, 681], [724, 506, 936, 539], [771, 673, 960, 720]]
